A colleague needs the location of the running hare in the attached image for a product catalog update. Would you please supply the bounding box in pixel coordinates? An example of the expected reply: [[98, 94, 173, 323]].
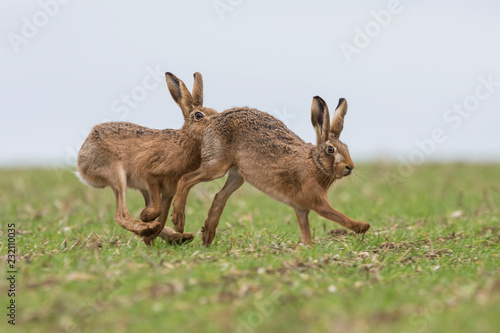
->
[[77, 72, 218, 244], [171, 96, 370, 245]]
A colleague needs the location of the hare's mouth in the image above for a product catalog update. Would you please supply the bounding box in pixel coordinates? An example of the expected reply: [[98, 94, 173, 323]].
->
[[343, 167, 353, 177]]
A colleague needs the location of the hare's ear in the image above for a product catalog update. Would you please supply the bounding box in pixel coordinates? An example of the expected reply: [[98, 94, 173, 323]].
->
[[192, 72, 203, 107], [165, 72, 193, 119], [311, 96, 330, 146], [330, 98, 347, 138]]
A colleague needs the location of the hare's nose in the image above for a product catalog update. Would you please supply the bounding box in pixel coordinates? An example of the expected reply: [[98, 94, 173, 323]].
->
[[345, 166, 353, 175]]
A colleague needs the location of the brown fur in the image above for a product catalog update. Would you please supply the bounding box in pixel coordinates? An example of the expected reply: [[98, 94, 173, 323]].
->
[[169, 96, 370, 246], [77, 72, 217, 244]]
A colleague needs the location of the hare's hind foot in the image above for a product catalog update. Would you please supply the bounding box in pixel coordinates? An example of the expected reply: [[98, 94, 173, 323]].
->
[[158, 227, 194, 245], [142, 227, 195, 246], [114, 214, 163, 237]]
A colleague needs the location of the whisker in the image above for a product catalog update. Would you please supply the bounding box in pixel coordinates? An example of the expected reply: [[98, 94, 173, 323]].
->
[[352, 169, 366, 180], [350, 171, 367, 191]]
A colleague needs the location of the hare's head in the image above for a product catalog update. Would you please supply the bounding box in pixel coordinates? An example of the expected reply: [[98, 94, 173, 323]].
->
[[311, 96, 355, 180], [165, 72, 218, 132]]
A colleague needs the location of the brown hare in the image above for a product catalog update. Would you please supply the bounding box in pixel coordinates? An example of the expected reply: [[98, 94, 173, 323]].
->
[[170, 96, 370, 246], [77, 72, 218, 244]]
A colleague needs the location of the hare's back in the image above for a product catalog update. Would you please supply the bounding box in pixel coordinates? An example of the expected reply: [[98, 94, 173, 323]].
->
[[212, 108, 304, 155], [90, 122, 160, 140], [210, 109, 310, 202], [88, 122, 166, 149], [79, 122, 168, 166]]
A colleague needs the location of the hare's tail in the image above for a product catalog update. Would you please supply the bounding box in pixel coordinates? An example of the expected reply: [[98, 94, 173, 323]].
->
[[74, 171, 90, 186], [74, 171, 106, 188]]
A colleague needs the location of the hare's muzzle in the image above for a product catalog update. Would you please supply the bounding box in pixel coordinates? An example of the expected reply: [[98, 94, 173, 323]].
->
[[344, 165, 354, 176]]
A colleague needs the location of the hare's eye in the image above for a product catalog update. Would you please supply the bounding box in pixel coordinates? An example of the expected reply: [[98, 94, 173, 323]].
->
[[327, 146, 335, 154], [194, 112, 204, 120]]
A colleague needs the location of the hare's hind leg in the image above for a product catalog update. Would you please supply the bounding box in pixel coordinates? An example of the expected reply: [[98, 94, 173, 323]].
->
[[110, 169, 162, 237], [202, 167, 244, 246], [172, 161, 232, 233], [294, 208, 313, 246]]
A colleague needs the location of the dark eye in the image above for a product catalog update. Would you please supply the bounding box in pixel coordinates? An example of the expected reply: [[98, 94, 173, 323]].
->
[[194, 112, 204, 120], [327, 146, 335, 154]]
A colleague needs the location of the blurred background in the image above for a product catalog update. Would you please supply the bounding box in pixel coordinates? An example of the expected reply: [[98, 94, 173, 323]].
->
[[1, 0, 499, 167]]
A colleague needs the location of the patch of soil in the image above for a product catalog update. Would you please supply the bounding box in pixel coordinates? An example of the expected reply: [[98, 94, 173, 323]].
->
[[479, 226, 500, 235], [328, 229, 356, 239]]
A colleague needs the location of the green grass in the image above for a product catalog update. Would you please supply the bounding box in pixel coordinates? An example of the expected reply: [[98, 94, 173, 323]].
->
[[1, 164, 499, 333]]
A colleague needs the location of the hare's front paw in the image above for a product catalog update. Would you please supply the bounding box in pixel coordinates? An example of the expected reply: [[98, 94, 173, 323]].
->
[[140, 207, 161, 222], [171, 210, 186, 233]]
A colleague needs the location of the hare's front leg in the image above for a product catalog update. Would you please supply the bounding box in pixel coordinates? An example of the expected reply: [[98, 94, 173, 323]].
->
[[202, 167, 244, 246], [172, 161, 232, 233], [158, 194, 195, 244], [313, 199, 370, 234], [294, 208, 313, 246], [141, 189, 151, 207]]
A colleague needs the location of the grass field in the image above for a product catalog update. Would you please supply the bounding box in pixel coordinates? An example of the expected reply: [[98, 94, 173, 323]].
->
[[1, 164, 499, 332]]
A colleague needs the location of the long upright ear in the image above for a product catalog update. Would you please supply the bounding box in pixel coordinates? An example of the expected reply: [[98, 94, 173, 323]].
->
[[311, 96, 330, 146], [165, 72, 193, 119], [330, 98, 348, 138], [192, 72, 203, 107]]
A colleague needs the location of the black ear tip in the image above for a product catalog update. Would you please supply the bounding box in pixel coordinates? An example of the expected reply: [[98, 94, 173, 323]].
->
[[165, 72, 176, 81], [313, 96, 325, 103], [165, 72, 180, 84], [336, 98, 346, 108], [313, 96, 327, 108]]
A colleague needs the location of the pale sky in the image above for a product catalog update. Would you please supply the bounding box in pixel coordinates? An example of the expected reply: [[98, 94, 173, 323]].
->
[[1, 0, 499, 167]]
